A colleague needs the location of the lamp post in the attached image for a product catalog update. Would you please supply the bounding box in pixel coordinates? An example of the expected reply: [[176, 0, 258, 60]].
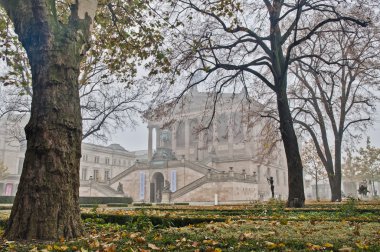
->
[[89, 175, 93, 196]]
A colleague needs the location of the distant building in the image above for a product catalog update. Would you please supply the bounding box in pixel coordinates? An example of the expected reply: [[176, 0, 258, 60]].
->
[[0, 115, 136, 197], [79, 143, 136, 197]]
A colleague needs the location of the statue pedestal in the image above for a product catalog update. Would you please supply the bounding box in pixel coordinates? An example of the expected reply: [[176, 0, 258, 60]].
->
[[162, 190, 171, 203]]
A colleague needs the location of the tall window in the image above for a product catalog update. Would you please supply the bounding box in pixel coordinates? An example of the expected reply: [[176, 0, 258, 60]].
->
[[81, 168, 88, 180], [104, 170, 110, 181], [94, 156, 99, 163], [82, 154, 88, 161], [93, 169, 99, 181], [105, 157, 110, 165]]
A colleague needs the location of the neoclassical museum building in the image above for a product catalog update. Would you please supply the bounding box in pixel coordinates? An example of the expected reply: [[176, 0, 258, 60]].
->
[[108, 88, 289, 203], [0, 88, 289, 203]]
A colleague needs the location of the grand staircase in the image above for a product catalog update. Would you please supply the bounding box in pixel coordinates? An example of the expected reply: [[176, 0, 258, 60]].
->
[[106, 159, 257, 200]]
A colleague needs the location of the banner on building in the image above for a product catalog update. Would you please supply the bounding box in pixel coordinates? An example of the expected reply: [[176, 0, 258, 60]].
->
[[170, 170, 177, 192], [139, 172, 145, 200]]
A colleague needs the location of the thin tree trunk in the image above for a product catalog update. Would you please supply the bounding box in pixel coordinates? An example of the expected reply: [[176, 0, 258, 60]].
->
[[330, 140, 342, 202]]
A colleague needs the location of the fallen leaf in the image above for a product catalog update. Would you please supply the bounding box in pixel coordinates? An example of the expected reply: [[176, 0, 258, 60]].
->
[[148, 243, 160, 250]]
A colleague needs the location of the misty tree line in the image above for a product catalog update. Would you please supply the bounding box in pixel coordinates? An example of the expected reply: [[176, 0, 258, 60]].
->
[[0, 0, 379, 241]]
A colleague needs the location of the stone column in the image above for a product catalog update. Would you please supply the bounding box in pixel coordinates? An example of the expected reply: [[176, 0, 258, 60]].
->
[[156, 127, 161, 149], [185, 119, 190, 159], [228, 121, 234, 158], [212, 120, 217, 150], [171, 124, 177, 152], [148, 126, 153, 161]]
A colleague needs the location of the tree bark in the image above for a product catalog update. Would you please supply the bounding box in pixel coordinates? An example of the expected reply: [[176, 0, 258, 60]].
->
[[329, 138, 342, 202], [277, 88, 305, 207], [2, 0, 95, 240]]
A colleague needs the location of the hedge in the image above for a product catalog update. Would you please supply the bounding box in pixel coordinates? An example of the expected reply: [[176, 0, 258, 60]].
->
[[79, 197, 133, 204], [0, 196, 133, 204], [132, 203, 152, 207], [81, 213, 226, 228], [106, 203, 130, 207]]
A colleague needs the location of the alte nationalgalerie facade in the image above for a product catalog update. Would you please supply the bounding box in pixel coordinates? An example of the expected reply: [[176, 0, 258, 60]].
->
[[0, 89, 288, 203]]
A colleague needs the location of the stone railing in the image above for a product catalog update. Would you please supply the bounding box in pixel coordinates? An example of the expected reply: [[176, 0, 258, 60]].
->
[[80, 180, 123, 197], [109, 162, 148, 185], [171, 176, 208, 199], [171, 169, 257, 200]]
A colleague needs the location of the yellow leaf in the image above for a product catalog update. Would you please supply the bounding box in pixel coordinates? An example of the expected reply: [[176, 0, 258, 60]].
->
[[60, 245, 69, 251], [338, 247, 353, 252], [324, 243, 334, 248], [265, 241, 277, 249], [355, 242, 368, 249], [81, 248, 88, 252]]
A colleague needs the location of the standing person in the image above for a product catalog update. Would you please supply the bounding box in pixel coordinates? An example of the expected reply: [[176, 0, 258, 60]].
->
[[267, 177, 275, 198]]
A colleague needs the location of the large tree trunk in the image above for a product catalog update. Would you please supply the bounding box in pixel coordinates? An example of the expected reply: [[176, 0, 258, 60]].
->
[[5, 36, 83, 241], [1, 0, 95, 240], [277, 88, 305, 207]]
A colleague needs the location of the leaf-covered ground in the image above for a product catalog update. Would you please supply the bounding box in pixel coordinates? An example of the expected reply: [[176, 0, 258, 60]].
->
[[0, 200, 380, 251]]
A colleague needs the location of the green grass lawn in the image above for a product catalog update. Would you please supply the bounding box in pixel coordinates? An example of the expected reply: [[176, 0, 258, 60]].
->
[[0, 200, 379, 251]]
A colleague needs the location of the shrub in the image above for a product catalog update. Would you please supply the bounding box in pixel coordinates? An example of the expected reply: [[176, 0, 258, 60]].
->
[[80, 204, 99, 208], [79, 197, 132, 204], [0, 196, 15, 204], [106, 203, 129, 207], [133, 202, 152, 207]]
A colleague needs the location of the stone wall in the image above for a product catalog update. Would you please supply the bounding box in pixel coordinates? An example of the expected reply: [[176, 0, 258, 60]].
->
[[174, 181, 258, 203]]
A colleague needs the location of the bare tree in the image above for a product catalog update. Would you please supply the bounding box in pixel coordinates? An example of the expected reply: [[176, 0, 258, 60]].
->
[[290, 16, 380, 201], [301, 141, 328, 201], [0, 8, 147, 143], [149, 0, 370, 207]]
